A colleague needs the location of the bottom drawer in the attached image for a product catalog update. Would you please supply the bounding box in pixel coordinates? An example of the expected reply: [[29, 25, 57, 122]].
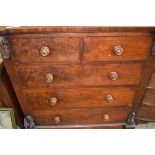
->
[[28, 108, 130, 126], [37, 125, 125, 129]]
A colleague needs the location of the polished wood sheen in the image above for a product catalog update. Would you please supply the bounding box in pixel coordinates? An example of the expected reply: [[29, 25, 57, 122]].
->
[[3, 26, 155, 34], [8, 38, 80, 63], [16, 63, 144, 87], [84, 37, 152, 61], [22, 87, 136, 110], [29, 107, 130, 126], [1, 27, 155, 128]]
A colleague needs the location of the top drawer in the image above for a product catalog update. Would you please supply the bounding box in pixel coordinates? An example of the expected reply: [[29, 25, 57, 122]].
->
[[84, 37, 152, 61], [8, 37, 80, 63]]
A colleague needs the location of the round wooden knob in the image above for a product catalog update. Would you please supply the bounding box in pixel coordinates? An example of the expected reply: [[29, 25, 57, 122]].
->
[[53, 116, 61, 124], [105, 95, 114, 103], [45, 73, 54, 83], [113, 45, 124, 56], [49, 97, 57, 106], [103, 114, 110, 121], [40, 46, 50, 57], [109, 72, 119, 80]]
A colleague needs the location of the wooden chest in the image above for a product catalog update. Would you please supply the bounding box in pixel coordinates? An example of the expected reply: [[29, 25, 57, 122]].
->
[[0, 27, 155, 128]]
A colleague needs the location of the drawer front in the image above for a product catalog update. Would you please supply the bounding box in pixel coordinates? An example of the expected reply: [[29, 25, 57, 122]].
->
[[8, 38, 80, 63], [84, 37, 152, 61], [16, 63, 144, 87], [23, 87, 136, 109], [29, 108, 130, 126]]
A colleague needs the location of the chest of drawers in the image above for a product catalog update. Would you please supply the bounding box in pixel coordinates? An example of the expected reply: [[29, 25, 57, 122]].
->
[[0, 27, 155, 128]]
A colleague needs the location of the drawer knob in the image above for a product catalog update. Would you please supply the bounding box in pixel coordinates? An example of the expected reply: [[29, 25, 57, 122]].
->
[[40, 46, 50, 57], [105, 95, 114, 103], [103, 114, 110, 121], [49, 97, 57, 106], [54, 116, 61, 124], [45, 73, 54, 83], [113, 45, 124, 56], [109, 72, 119, 80]]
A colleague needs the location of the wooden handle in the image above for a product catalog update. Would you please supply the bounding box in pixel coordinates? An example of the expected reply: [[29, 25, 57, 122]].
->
[[113, 45, 124, 56], [45, 73, 54, 83], [103, 114, 110, 121], [49, 97, 57, 106], [40, 46, 50, 57], [109, 72, 119, 80], [105, 95, 114, 103], [54, 116, 61, 124]]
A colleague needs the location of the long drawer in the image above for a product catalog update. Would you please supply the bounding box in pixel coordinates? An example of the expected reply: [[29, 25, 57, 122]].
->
[[84, 37, 152, 61], [16, 63, 144, 88], [29, 107, 130, 126], [23, 87, 136, 110]]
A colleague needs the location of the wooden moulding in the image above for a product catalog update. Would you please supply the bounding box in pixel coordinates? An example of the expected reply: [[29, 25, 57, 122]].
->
[[3, 26, 155, 35]]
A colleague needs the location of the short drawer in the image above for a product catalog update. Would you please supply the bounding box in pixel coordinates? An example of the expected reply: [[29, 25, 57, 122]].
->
[[23, 87, 136, 109], [16, 63, 144, 87], [8, 37, 80, 63], [84, 37, 152, 61], [29, 108, 130, 126]]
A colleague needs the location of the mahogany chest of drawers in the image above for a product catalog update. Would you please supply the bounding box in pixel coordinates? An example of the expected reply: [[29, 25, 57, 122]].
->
[[0, 27, 155, 128]]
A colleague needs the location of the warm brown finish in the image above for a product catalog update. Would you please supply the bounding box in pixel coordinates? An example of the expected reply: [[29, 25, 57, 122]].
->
[[22, 87, 135, 110], [3, 26, 155, 34], [16, 63, 144, 88], [1, 27, 155, 129], [84, 37, 152, 61], [29, 107, 130, 126], [8, 38, 80, 63]]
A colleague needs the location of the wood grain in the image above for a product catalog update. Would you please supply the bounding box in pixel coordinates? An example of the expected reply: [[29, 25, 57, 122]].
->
[[8, 37, 80, 63], [4, 26, 155, 34], [84, 37, 152, 61], [16, 63, 144, 88], [148, 72, 155, 88], [141, 89, 155, 107], [23, 87, 136, 110], [1, 27, 155, 128], [137, 106, 155, 122], [29, 107, 131, 126]]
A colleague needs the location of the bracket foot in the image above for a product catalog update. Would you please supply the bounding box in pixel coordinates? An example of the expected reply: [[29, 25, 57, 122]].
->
[[24, 116, 36, 129], [125, 112, 136, 129]]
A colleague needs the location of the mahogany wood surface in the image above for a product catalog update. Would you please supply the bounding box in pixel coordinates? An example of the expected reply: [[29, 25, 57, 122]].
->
[[8, 37, 80, 63], [23, 87, 135, 110], [29, 107, 130, 126], [84, 37, 152, 61], [1, 26, 155, 128], [3, 26, 155, 34], [16, 63, 144, 88]]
